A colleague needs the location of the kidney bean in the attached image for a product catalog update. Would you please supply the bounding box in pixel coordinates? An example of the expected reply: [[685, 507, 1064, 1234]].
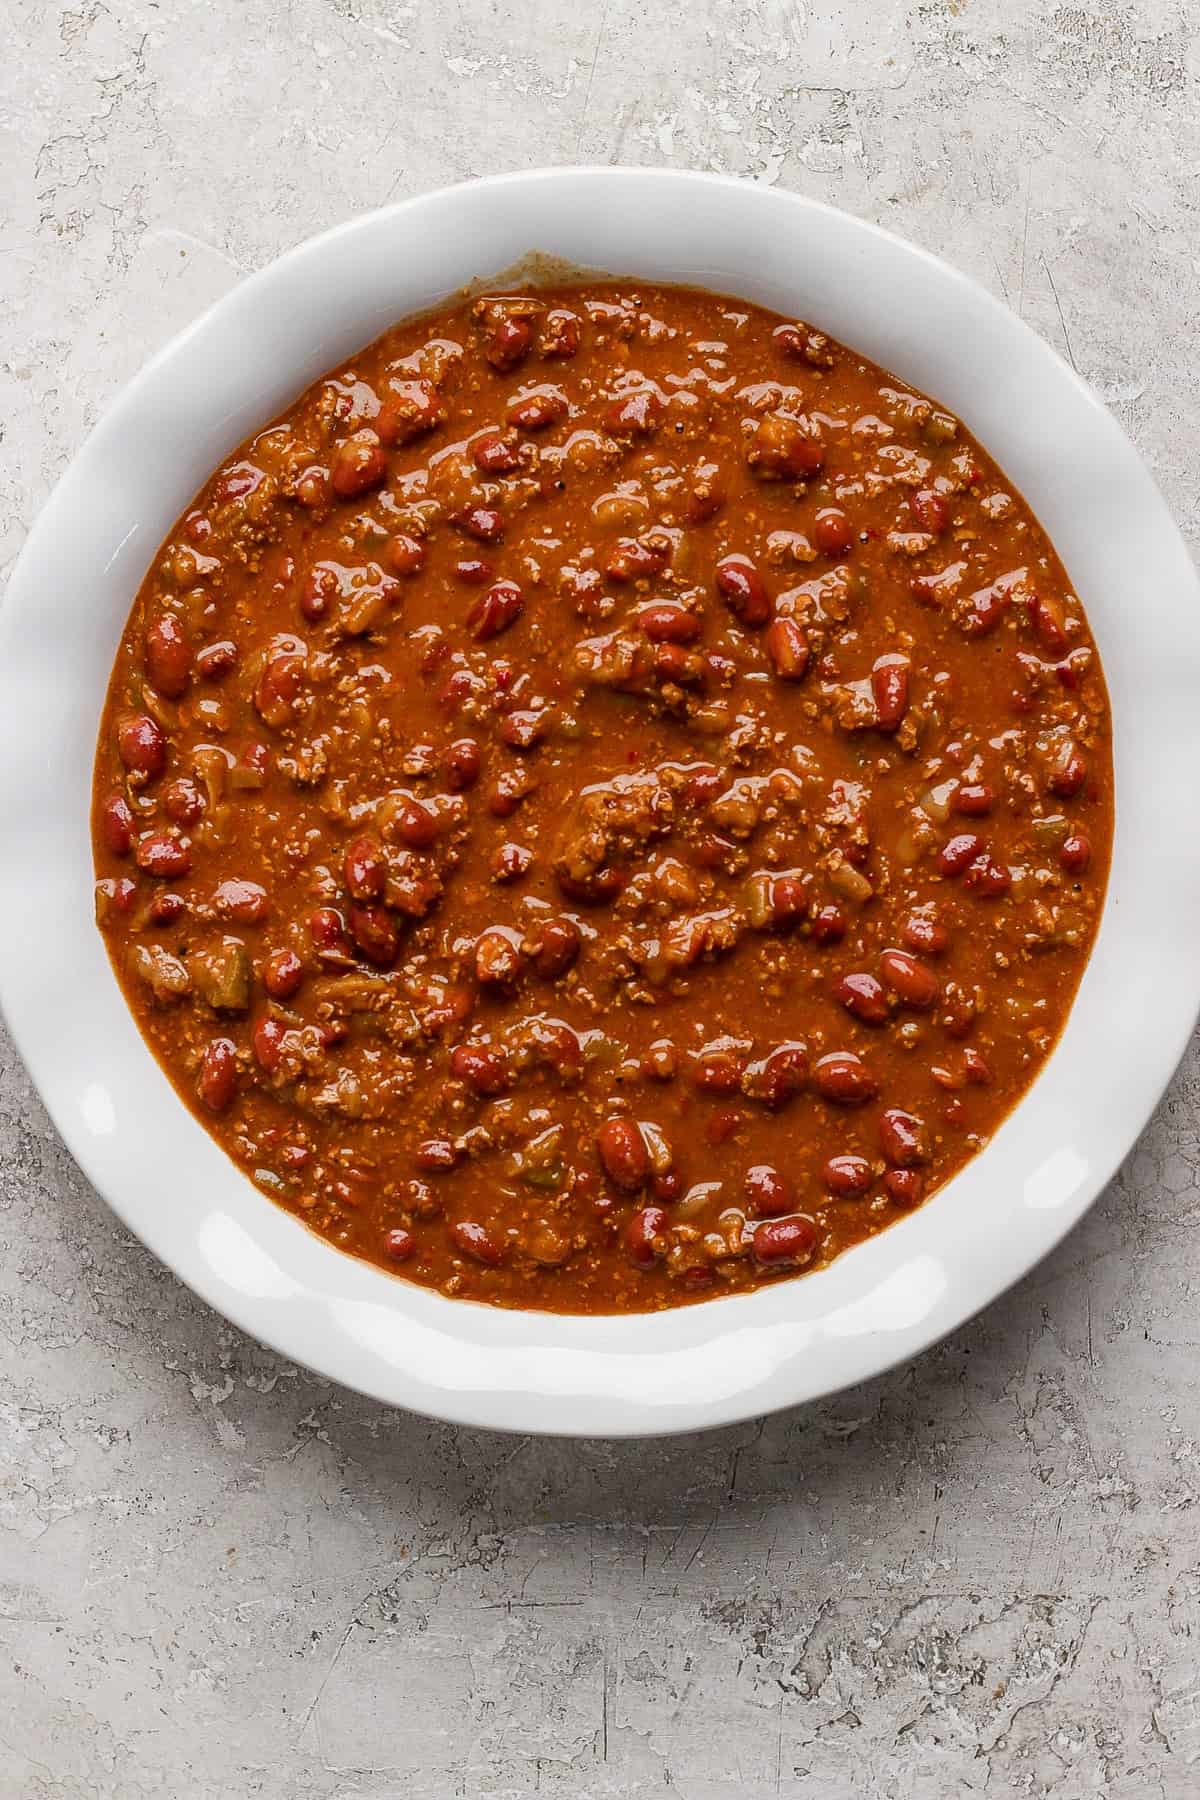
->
[[744, 1164, 795, 1217], [156, 788, 197, 835], [198, 1038, 237, 1113], [885, 1168, 924, 1207], [938, 832, 984, 877], [492, 842, 532, 882], [764, 617, 810, 679], [687, 1044, 746, 1093], [391, 796, 439, 847], [604, 388, 665, 435], [1047, 742, 1088, 798], [379, 536, 425, 584], [117, 713, 166, 781], [833, 971, 890, 1025], [253, 1015, 285, 1072], [436, 739, 479, 794], [468, 579, 524, 640], [349, 904, 399, 967], [879, 948, 939, 1009], [149, 891, 185, 926], [772, 320, 834, 366], [1032, 592, 1068, 654], [212, 878, 269, 924], [606, 535, 670, 582], [234, 741, 270, 789], [340, 834, 383, 901], [377, 379, 444, 444], [743, 1042, 808, 1108], [484, 315, 532, 371], [254, 652, 305, 729], [490, 771, 538, 820], [941, 984, 977, 1040], [704, 1108, 741, 1147], [962, 1047, 992, 1085], [95, 876, 137, 920], [879, 1107, 930, 1167], [775, 874, 810, 923], [268, 548, 296, 596], [641, 1040, 678, 1082], [715, 555, 771, 627], [308, 906, 345, 951], [823, 1154, 873, 1197], [524, 916, 581, 980], [507, 387, 567, 431], [649, 643, 699, 686], [678, 765, 720, 810], [136, 833, 191, 879], [812, 508, 854, 556], [964, 853, 1012, 897], [953, 783, 994, 817], [384, 1227, 417, 1262], [472, 428, 522, 474], [196, 639, 238, 680], [416, 1137, 459, 1172], [901, 912, 948, 955], [145, 614, 191, 698], [294, 467, 330, 510], [500, 709, 549, 750], [452, 1219, 506, 1266], [650, 1169, 681, 1205], [100, 793, 135, 856], [213, 461, 263, 506], [475, 927, 524, 986], [746, 871, 807, 932], [597, 1117, 650, 1191], [454, 505, 505, 543], [748, 412, 825, 479], [456, 563, 498, 594], [962, 577, 1010, 635], [686, 460, 725, 523], [813, 1051, 878, 1105], [752, 1215, 818, 1267], [810, 904, 847, 945], [450, 1042, 508, 1094], [871, 657, 910, 732], [911, 487, 950, 535], [637, 604, 700, 645], [300, 564, 336, 621], [330, 433, 387, 499], [625, 1204, 669, 1267], [1060, 832, 1091, 875], [417, 982, 473, 1039], [263, 948, 304, 999]]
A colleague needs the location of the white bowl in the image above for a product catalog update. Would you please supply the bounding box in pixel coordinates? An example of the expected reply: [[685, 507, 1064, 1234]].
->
[[3, 167, 1198, 1437]]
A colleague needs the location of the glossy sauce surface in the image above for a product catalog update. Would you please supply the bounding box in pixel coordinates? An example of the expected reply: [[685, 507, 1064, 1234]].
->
[[92, 282, 1112, 1311]]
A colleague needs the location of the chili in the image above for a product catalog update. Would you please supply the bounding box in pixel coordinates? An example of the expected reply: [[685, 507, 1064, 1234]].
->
[[92, 281, 1113, 1311]]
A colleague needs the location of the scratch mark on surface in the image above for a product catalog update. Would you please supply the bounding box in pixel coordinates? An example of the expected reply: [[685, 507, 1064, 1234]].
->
[[576, 0, 611, 154], [601, 1645, 609, 1761], [1043, 254, 1078, 373], [683, 1510, 718, 1573], [1086, 1285, 1096, 1365], [1019, 167, 1032, 317], [298, 1618, 355, 1738]]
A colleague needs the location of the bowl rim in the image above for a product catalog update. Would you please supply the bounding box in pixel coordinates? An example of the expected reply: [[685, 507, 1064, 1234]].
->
[[3, 163, 1198, 1438]]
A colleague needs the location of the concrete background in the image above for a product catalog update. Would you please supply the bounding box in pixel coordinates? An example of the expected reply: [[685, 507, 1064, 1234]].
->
[[3, 1, 1200, 1793]]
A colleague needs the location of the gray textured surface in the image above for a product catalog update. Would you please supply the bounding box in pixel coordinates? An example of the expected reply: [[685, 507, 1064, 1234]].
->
[[3, 1, 1200, 1794]]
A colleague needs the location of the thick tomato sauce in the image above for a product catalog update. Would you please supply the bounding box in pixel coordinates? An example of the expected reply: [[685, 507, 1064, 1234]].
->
[[92, 282, 1112, 1312]]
